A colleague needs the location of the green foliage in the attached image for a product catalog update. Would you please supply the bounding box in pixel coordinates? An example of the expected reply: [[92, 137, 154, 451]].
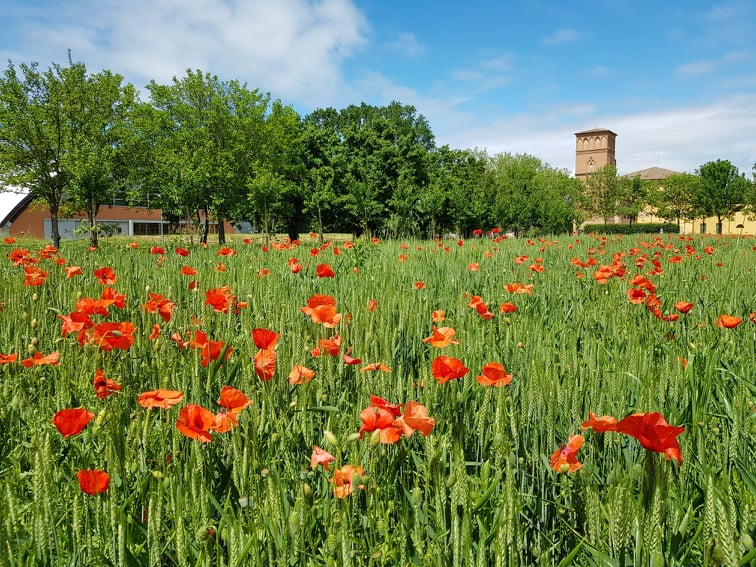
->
[[0, 233, 754, 565], [695, 160, 749, 227], [583, 222, 679, 234]]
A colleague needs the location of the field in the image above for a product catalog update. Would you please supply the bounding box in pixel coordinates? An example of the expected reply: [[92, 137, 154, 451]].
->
[[0, 232, 754, 566]]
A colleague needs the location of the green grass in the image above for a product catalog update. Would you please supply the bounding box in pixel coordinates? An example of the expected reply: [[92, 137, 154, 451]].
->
[[0, 233, 754, 566]]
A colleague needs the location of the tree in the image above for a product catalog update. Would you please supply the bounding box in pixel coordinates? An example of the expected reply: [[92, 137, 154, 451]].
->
[[615, 175, 648, 226], [0, 56, 137, 247], [145, 70, 269, 244], [582, 164, 623, 224], [650, 173, 701, 229], [695, 160, 748, 234]]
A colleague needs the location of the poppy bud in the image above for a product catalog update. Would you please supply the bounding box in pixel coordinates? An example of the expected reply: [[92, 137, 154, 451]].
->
[[21, 312, 28, 320], [345, 432, 360, 444], [145, 286, 150, 292], [32, 293, 39, 302], [238, 496, 249, 508], [369, 429, 381, 447], [26, 344, 36, 354], [517, 342, 524, 349], [196, 526, 215, 542], [151, 470, 164, 479], [261, 468, 270, 478], [303, 483, 311, 497], [323, 430, 338, 447], [31, 337, 39, 346]]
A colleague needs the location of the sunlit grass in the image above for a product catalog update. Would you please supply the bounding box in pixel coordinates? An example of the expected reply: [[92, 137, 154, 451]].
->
[[0, 232, 754, 566]]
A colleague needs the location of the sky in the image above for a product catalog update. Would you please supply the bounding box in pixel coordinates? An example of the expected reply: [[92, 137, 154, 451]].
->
[[1, 0, 755, 186]]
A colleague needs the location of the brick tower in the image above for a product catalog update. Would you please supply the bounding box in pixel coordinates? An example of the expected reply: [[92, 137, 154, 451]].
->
[[574, 128, 617, 183]]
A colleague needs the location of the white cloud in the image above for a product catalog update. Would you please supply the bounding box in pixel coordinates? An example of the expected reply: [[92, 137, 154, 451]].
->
[[385, 32, 425, 57], [2, 0, 369, 107], [542, 28, 581, 46], [676, 61, 714, 76]]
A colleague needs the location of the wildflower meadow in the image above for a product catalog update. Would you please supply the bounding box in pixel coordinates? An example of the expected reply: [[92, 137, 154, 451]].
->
[[0, 232, 754, 566]]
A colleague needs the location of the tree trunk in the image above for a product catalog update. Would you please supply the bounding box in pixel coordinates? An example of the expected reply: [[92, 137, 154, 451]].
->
[[49, 203, 61, 248], [201, 206, 209, 245], [217, 217, 226, 245], [88, 194, 99, 249]]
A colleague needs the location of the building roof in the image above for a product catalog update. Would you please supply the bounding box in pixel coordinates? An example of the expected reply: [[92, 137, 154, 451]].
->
[[622, 166, 679, 180], [574, 128, 618, 136], [0, 191, 33, 228]]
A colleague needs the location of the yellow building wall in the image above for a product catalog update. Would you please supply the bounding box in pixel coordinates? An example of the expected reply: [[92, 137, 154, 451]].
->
[[639, 209, 756, 236]]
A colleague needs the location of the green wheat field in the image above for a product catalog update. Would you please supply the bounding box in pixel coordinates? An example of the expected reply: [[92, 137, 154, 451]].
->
[[0, 232, 754, 567]]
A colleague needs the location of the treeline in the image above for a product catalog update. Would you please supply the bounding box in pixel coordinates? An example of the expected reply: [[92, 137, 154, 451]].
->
[[1, 57, 754, 247]]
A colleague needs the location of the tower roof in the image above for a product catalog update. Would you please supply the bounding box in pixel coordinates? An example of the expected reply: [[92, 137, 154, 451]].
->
[[575, 128, 617, 136]]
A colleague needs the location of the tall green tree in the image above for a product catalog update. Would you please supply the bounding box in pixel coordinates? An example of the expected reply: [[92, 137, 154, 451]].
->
[[651, 172, 701, 229], [0, 56, 137, 247], [695, 159, 748, 233], [146, 70, 269, 244], [583, 164, 623, 224], [615, 175, 648, 226]]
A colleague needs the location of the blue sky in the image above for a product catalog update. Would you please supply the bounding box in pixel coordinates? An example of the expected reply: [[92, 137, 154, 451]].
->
[[1, 0, 755, 179]]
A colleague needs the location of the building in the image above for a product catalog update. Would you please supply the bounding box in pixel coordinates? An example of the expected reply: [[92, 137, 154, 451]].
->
[[575, 130, 754, 235], [574, 128, 617, 185], [0, 191, 236, 240]]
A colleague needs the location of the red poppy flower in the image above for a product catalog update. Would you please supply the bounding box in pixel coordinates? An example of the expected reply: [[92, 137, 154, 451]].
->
[[23, 266, 48, 286], [343, 348, 362, 365], [414, 281, 425, 289], [93, 369, 122, 399], [331, 464, 365, 498], [101, 287, 127, 309], [359, 362, 392, 373], [499, 302, 518, 314], [316, 263, 335, 278], [431, 310, 445, 323], [358, 405, 401, 444], [550, 434, 584, 473], [252, 328, 280, 350], [750, 312, 756, 325], [368, 299, 378, 312], [144, 293, 176, 323], [137, 389, 184, 409], [180, 265, 197, 276], [422, 326, 460, 348], [150, 246, 165, 255], [476, 362, 513, 387], [289, 364, 316, 384], [74, 297, 110, 317], [716, 314, 743, 329], [77, 470, 110, 495], [93, 267, 116, 285], [200, 340, 232, 367], [580, 411, 619, 432], [58, 311, 94, 337], [79, 322, 135, 351], [313, 335, 341, 357], [175, 247, 190, 257], [505, 282, 534, 295], [615, 412, 684, 463], [431, 356, 469, 383], [65, 266, 83, 278], [176, 404, 215, 442], [217, 385, 252, 414], [674, 302, 694, 314], [4, 237, 16, 244], [310, 445, 335, 470], [402, 400, 435, 436], [0, 353, 18, 364], [254, 348, 277, 381], [205, 286, 233, 313], [217, 247, 236, 256], [626, 288, 647, 304], [21, 351, 60, 367], [52, 408, 94, 438]]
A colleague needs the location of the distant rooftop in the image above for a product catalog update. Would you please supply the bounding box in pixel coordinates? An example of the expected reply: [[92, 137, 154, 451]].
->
[[574, 128, 618, 136], [622, 166, 679, 180]]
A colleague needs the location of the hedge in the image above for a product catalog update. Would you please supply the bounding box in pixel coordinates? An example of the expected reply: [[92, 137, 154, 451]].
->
[[582, 222, 679, 235]]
